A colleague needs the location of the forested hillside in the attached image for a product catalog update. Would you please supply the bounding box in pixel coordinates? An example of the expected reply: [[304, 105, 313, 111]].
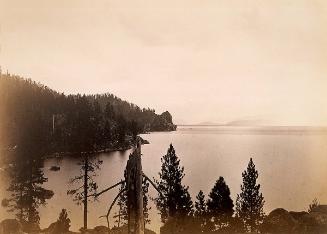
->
[[0, 73, 176, 159]]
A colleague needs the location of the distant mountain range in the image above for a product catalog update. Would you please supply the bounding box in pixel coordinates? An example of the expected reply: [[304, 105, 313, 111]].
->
[[225, 119, 268, 126], [179, 119, 267, 126]]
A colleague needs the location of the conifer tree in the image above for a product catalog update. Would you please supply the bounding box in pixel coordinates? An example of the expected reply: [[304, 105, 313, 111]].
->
[[92, 99, 103, 149], [236, 158, 265, 232], [53, 209, 71, 233], [154, 144, 193, 224], [206, 177, 234, 231], [195, 190, 206, 217], [4, 159, 54, 231], [194, 190, 207, 232], [67, 155, 102, 230]]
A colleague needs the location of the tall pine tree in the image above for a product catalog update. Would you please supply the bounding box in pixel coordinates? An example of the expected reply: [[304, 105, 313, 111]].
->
[[194, 190, 207, 233], [236, 158, 265, 232], [206, 177, 234, 231], [5, 159, 53, 231], [154, 144, 193, 232], [67, 155, 102, 230]]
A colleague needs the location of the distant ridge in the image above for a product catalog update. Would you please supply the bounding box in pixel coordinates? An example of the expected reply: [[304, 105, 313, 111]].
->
[[178, 124, 327, 130], [179, 118, 269, 127], [225, 119, 267, 126], [177, 125, 327, 135], [180, 121, 224, 126]]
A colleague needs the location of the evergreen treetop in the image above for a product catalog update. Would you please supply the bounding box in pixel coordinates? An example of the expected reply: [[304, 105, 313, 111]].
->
[[155, 144, 193, 223], [206, 176, 234, 230], [54, 209, 71, 233], [194, 190, 207, 233], [207, 176, 234, 217], [195, 190, 206, 217], [236, 158, 265, 232]]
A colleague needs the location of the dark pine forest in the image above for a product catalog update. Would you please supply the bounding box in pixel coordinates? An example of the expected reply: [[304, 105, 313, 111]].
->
[[0, 73, 176, 162]]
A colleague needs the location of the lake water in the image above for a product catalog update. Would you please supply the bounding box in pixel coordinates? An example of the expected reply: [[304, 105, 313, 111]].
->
[[1, 126, 327, 233]]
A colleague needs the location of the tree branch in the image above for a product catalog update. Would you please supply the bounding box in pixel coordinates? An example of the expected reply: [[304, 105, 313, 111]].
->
[[99, 188, 127, 232], [69, 175, 84, 183], [88, 180, 124, 198], [142, 173, 164, 197], [75, 184, 84, 191]]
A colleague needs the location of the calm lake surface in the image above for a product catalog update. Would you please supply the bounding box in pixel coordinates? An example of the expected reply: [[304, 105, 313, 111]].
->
[[1, 126, 327, 232]]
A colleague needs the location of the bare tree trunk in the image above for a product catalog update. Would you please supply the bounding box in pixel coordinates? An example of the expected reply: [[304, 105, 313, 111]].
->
[[126, 143, 144, 234], [83, 154, 88, 230]]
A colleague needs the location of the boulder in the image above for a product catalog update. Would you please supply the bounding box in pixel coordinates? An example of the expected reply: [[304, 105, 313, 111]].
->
[[262, 206, 327, 233], [42, 221, 75, 234], [310, 205, 327, 214], [109, 225, 156, 234], [289, 211, 309, 225], [78, 226, 109, 234], [0, 219, 23, 234], [50, 166, 60, 171], [298, 211, 327, 233], [22, 222, 40, 233], [42, 221, 60, 234], [86, 226, 109, 233], [94, 226, 109, 233], [304, 211, 327, 226], [261, 208, 298, 233]]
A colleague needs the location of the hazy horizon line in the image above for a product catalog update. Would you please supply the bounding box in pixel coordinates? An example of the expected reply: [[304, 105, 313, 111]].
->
[[177, 124, 327, 128]]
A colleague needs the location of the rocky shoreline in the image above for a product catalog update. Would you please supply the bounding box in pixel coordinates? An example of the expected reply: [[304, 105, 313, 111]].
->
[[260, 205, 327, 233], [0, 220, 156, 234], [45, 136, 150, 160], [1, 205, 327, 234]]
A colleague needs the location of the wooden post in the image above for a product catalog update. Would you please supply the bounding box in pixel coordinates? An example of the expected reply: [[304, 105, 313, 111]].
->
[[126, 142, 144, 234]]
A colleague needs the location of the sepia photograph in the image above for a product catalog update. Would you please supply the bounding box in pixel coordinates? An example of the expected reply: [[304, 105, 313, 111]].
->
[[0, 1, 327, 233]]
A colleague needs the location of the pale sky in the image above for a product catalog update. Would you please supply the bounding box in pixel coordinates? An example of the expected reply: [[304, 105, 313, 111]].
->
[[1, 0, 327, 125]]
